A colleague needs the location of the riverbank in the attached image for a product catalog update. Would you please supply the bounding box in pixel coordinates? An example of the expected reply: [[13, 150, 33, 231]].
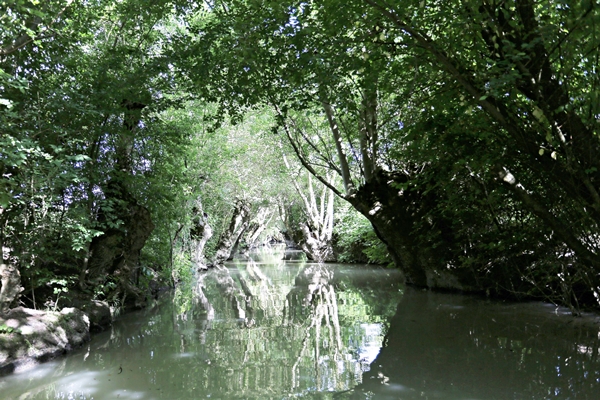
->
[[0, 300, 114, 376], [0, 307, 89, 376]]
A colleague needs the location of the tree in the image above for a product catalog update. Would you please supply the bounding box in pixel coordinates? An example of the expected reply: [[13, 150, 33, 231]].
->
[[174, 0, 600, 309], [0, 0, 197, 309], [3, 0, 599, 314], [360, 0, 600, 307], [280, 141, 337, 262]]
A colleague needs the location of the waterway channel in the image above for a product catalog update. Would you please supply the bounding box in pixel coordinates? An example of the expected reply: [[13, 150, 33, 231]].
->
[[1, 251, 599, 399]]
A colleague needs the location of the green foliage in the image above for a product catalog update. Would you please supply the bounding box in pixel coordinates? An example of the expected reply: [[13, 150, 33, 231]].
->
[[0, 0, 199, 307], [171, 252, 193, 286], [171, 253, 195, 314], [3, 0, 600, 312], [172, 283, 194, 316], [139, 101, 296, 272], [169, 0, 600, 309], [92, 279, 117, 301], [0, 324, 19, 335], [334, 205, 391, 266]]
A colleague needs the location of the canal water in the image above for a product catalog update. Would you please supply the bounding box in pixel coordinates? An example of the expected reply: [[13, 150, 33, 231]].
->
[[0, 252, 599, 399]]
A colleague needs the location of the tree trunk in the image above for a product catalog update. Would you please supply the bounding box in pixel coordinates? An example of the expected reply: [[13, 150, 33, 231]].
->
[[0, 263, 22, 314], [346, 169, 474, 290], [297, 174, 336, 262], [212, 199, 251, 265], [299, 222, 336, 263], [79, 96, 154, 307], [281, 146, 337, 262], [228, 224, 249, 261], [82, 181, 155, 307], [242, 207, 273, 251], [190, 200, 213, 270]]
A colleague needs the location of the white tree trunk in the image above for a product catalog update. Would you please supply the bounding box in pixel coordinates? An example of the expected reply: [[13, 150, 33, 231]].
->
[[212, 199, 251, 265]]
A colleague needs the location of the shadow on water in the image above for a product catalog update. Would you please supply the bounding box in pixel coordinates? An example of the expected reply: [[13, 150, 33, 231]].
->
[[1, 251, 599, 399], [344, 289, 600, 400]]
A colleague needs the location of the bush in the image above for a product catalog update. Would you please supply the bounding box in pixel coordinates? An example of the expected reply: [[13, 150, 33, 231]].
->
[[333, 205, 391, 266]]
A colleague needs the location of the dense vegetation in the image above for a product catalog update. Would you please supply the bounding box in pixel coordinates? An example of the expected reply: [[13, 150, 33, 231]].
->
[[2, 0, 600, 313]]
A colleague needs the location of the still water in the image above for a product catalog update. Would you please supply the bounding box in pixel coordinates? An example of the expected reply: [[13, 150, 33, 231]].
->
[[1, 252, 599, 399]]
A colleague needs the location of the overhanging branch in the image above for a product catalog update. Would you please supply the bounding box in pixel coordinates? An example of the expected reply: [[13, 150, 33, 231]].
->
[[273, 105, 345, 199]]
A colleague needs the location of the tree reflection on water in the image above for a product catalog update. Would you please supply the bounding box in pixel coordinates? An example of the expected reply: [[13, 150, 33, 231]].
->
[[167, 257, 404, 398], [2, 256, 598, 399]]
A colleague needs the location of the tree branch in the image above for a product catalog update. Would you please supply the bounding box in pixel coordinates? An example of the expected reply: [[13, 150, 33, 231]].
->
[[1, 0, 74, 57], [496, 166, 599, 266], [322, 100, 355, 195], [274, 106, 345, 199]]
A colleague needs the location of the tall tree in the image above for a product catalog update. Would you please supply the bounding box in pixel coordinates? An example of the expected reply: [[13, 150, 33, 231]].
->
[[174, 0, 600, 308], [0, 0, 196, 308]]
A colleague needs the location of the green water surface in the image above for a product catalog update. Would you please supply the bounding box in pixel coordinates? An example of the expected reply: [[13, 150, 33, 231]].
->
[[1, 253, 599, 399]]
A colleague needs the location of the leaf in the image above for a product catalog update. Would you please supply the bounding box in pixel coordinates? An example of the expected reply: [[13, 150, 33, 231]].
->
[[0, 192, 11, 208], [0, 98, 13, 108]]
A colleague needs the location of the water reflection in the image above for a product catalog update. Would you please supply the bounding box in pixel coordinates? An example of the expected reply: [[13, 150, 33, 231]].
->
[[2, 257, 599, 399], [0, 256, 404, 399], [347, 290, 600, 400]]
